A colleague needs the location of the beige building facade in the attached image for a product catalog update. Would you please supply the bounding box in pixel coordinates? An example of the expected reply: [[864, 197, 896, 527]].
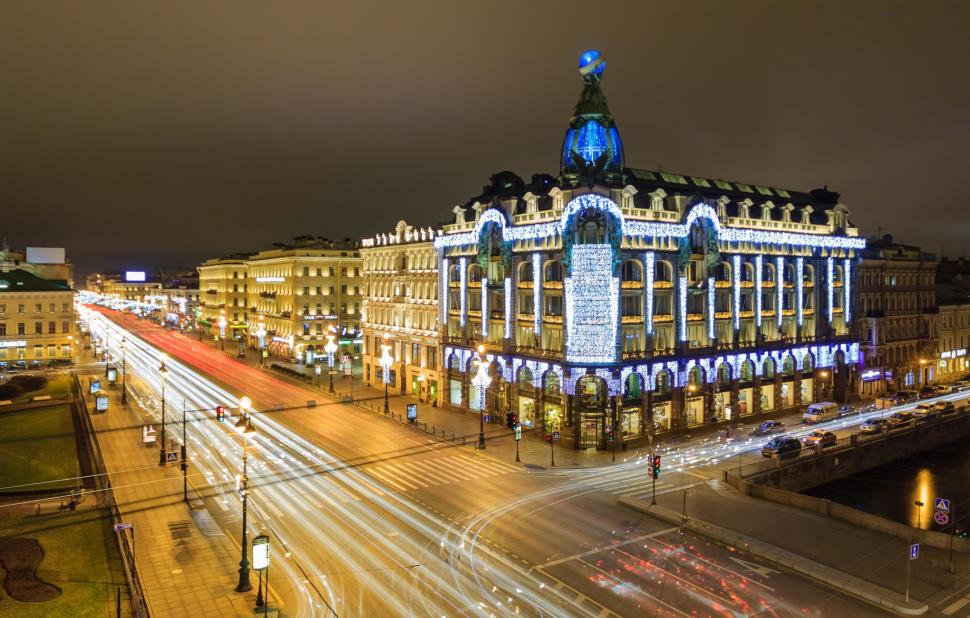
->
[[936, 283, 970, 382], [361, 221, 441, 403], [197, 257, 249, 340], [0, 268, 75, 368], [856, 238, 939, 397]]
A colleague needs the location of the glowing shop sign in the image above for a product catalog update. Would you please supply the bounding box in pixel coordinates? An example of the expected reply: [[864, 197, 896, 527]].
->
[[256, 277, 285, 283], [0, 340, 28, 348]]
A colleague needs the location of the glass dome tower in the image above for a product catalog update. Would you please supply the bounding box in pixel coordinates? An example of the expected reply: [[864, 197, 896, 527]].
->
[[560, 49, 625, 182]]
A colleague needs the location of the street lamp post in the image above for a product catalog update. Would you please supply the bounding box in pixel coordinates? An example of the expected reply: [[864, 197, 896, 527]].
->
[[120, 337, 128, 405], [472, 345, 490, 449], [325, 331, 338, 394], [379, 334, 393, 414], [181, 401, 189, 502], [158, 355, 169, 467], [315, 365, 321, 389], [235, 396, 256, 593], [255, 322, 267, 367], [219, 311, 227, 351]]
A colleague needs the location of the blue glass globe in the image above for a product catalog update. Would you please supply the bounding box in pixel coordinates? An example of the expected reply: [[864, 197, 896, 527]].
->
[[578, 49, 605, 77]]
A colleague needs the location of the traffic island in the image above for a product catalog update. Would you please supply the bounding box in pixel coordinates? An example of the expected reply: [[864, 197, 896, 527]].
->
[[620, 494, 930, 616]]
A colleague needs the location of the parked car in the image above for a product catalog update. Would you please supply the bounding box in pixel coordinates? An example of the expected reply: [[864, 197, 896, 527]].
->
[[802, 430, 838, 448], [951, 380, 970, 392], [919, 386, 938, 399], [935, 385, 953, 395], [752, 420, 786, 436], [887, 411, 915, 427], [761, 436, 803, 459], [939, 401, 958, 416], [914, 403, 940, 420], [860, 417, 888, 434], [888, 390, 918, 404], [803, 402, 840, 424]]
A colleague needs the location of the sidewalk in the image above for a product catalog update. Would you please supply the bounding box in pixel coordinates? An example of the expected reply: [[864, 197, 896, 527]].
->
[[81, 356, 255, 618], [197, 334, 639, 468], [624, 478, 969, 613]]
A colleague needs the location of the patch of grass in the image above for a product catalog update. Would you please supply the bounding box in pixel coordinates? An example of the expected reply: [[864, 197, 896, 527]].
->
[[0, 405, 78, 493], [13, 374, 72, 403], [0, 509, 126, 617]]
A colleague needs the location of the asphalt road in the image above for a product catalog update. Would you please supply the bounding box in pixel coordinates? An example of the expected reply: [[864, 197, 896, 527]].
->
[[83, 305, 891, 616]]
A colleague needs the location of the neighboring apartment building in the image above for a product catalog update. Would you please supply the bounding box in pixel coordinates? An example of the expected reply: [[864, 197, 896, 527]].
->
[[360, 220, 441, 404], [856, 236, 939, 397], [0, 267, 75, 368], [936, 257, 970, 381], [197, 255, 249, 340], [436, 53, 863, 449], [246, 237, 361, 362], [160, 273, 201, 329]]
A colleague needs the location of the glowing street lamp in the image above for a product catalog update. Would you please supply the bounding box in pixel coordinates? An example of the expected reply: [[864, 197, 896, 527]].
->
[[158, 354, 169, 466], [255, 322, 267, 366], [472, 344, 491, 449], [379, 334, 393, 414], [234, 395, 257, 593], [120, 337, 128, 405], [324, 330, 338, 394], [218, 311, 228, 351]]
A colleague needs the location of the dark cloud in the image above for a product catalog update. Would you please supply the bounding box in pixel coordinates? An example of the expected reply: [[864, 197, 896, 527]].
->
[[2, 1, 968, 278]]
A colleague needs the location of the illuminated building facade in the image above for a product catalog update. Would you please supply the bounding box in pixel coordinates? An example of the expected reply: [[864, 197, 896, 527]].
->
[[0, 268, 75, 368], [244, 237, 361, 361], [361, 221, 441, 404], [437, 51, 863, 448], [856, 237, 939, 396], [197, 256, 249, 339]]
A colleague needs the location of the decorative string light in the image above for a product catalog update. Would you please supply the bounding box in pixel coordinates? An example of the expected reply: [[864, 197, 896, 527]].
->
[[440, 257, 449, 327], [732, 255, 741, 331], [504, 277, 512, 339], [707, 276, 715, 340], [678, 275, 687, 342], [644, 251, 655, 335], [459, 257, 467, 327], [754, 255, 763, 328], [843, 258, 852, 323], [776, 256, 784, 328], [481, 277, 488, 337], [533, 253, 542, 335], [826, 257, 834, 324], [796, 257, 804, 327], [564, 244, 618, 363]]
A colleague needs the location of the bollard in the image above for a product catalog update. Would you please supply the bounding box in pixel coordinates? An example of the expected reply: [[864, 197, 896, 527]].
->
[[432, 425, 436, 434]]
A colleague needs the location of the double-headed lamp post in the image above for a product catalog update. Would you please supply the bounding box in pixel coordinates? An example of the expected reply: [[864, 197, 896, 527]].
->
[[473, 345, 491, 449], [218, 312, 228, 351], [255, 322, 267, 366], [379, 334, 393, 414], [325, 332, 338, 394], [120, 337, 128, 405], [235, 396, 256, 593], [158, 354, 169, 466]]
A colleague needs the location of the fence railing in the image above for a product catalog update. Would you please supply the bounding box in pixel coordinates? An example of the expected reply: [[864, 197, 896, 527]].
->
[[73, 376, 150, 618]]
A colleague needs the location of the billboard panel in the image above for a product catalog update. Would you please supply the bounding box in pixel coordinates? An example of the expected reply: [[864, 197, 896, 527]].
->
[[125, 271, 146, 282], [26, 247, 66, 264]]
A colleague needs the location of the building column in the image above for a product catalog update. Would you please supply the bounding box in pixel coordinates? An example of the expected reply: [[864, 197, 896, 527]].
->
[[752, 376, 762, 415], [754, 254, 763, 344], [795, 257, 804, 343], [732, 255, 741, 347], [532, 253, 542, 347]]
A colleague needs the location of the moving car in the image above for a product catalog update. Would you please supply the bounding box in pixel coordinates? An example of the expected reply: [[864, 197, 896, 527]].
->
[[802, 430, 838, 448], [752, 420, 785, 436], [893, 390, 919, 403], [860, 417, 888, 434], [951, 380, 970, 391], [803, 402, 839, 424], [919, 386, 938, 399], [761, 436, 802, 459], [887, 411, 914, 427], [934, 385, 953, 395]]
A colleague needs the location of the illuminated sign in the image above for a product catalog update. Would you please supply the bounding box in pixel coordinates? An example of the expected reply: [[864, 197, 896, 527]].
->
[[0, 340, 27, 348], [941, 349, 967, 359], [861, 369, 883, 382], [252, 535, 269, 570], [125, 271, 146, 282], [256, 277, 285, 283]]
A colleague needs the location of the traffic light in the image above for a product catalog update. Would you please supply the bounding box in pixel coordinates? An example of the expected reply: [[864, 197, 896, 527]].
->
[[652, 455, 661, 478], [215, 406, 225, 422], [506, 412, 517, 428]]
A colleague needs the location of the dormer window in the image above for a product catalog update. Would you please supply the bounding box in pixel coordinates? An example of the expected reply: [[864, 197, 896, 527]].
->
[[780, 204, 795, 223], [737, 198, 753, 219], [760, 201, 774, 221], [716, 196, 730, 220], [620, 185, 638, 210], [800, 205, 814, 225], [649, 188, 667, 211]]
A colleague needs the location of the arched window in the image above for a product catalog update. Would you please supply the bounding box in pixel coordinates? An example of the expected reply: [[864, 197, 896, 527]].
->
[[655, 260, 673, 283], [782, 356, 795, 375], [449, 264, 460, 283], [575, 208, 607, 244], [519, 260, 533, 282], [624, 373, 642, 399], [803, 354, 814, 372], [741, 360, 754, 382], [468, 263, 483, 283], [655, 369, 671, 395], [717, 362, 731, 384], [544, 371, 561, 396], [518, 366, 534, 391], [621, 260, 643, 283], [688, 366, 705, 386], [544, 261, 564, 283]]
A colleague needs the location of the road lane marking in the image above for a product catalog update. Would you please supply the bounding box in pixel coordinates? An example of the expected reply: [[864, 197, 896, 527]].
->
[[944, 595, 970, 615], [570, 558, 691, 618], [533, 527, 680, 570]]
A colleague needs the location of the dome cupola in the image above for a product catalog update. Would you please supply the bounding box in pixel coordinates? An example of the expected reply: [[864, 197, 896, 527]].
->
[[560, 50, 625, 182]]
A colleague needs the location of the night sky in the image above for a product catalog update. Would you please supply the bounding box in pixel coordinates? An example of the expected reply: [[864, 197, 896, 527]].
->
[[3, 2, 969, 280]]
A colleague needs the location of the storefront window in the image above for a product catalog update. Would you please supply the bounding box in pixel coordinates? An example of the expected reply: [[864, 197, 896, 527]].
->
[[449, 378, 462, 406], [652, 402, 671, 431], [621, 408, 640, 439], [780, 382, 794, 407], [686, 396, 704, 426], [544, 403, 563, 432], [737, 388, 752, 415], [714, 391, 731, 419], [801, 378, 813, 404], [761, 384, 775, 411], [518, 397, 536, 427]]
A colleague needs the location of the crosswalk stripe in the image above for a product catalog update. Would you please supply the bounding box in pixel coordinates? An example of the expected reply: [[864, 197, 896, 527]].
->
[[413, 458, 480, 481], [459, 455, 519, 474], [357, 478, 385, 497], [376, 465, 422, 490], [366, 467, 412, 492], [943, 594, 970, 615]]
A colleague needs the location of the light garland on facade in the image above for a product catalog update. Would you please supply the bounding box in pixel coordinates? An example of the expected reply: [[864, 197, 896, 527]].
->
[[644, 251, 655, 335], [564, 244, 619, 364], [678, 275, 688, 341], [504, 277, 512, 339], [707, 276, 715, 340], [826, 257, 834, 324], [435, 199, 867, 251], [843, 258, 851, 323], [796, 257, 804, 327], [532, 253, 542, 335], [732, 255, 741, 331], [775, 256, 784, 328], [440, 257, 449, 327], [481, 277, 488, 336], [459, 257, 467, 327], [754, 255, 763, 328]]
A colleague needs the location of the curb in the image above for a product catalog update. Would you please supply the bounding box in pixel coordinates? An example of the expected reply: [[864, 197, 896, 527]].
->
[[619, 495, 929, 616]]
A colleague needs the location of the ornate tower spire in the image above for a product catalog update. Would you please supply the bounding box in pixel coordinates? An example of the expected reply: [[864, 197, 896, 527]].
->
[[560, 49, 625, 184]]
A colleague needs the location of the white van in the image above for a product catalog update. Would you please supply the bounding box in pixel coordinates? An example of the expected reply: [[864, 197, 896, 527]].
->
[[803, 402, 839, 424]]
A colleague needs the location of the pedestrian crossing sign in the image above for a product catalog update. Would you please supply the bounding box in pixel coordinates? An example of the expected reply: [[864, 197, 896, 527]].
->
[[166, 451, 179, 463], [935, 497, 950, 513]]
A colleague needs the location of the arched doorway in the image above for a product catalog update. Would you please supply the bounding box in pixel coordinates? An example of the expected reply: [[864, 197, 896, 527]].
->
[[577, 375, 607, 448]]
